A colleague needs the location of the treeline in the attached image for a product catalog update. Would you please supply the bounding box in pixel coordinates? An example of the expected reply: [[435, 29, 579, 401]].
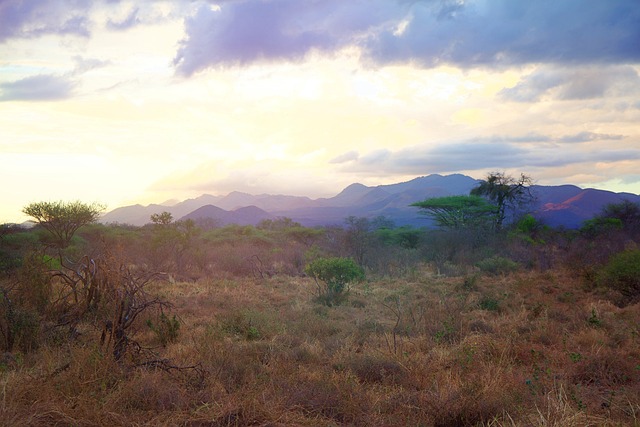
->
[[2, 196, 639, 286], [1, 177, 639, 355]]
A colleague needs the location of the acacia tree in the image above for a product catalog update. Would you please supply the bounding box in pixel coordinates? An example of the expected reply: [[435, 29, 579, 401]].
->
[[23, 201, 105, 249], [411, 195, 497, 230], [471, 172, 534, 230]]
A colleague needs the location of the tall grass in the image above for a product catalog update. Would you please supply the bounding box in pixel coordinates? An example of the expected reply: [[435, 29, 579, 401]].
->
[[0, 266, 638, 425]]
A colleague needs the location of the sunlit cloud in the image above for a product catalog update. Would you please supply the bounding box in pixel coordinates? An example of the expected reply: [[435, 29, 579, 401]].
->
[[339, 134, 640, 177], [0, 0, 639, 223], [500, 66, 640, 102]]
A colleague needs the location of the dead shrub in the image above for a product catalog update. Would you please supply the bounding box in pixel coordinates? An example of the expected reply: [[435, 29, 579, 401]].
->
[[276, 370, 370, 424], [109, 370, 190, 412], [344, 353, 407, 385], [570, 348, 637, 387]]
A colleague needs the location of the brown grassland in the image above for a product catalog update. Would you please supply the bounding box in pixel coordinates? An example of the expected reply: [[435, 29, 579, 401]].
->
[[0, 214, 639, 426]]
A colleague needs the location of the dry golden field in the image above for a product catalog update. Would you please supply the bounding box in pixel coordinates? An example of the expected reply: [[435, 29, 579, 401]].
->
[[1, 265, 638, 426]]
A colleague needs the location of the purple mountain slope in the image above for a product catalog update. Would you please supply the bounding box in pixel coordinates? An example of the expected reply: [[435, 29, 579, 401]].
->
[[101, 174, 639, 228]]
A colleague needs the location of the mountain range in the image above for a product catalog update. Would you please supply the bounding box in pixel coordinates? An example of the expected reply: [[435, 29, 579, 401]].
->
[[100, 174, 640, 229]]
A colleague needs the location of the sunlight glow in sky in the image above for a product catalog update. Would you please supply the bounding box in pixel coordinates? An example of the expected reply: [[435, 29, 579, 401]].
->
[[1, 0, 639, 223]]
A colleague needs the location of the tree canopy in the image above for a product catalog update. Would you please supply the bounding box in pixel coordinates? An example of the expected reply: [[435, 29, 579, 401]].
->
[[411, 195, 497, 230], [22, 201, 105, 248], [600, 200, 640, 232]]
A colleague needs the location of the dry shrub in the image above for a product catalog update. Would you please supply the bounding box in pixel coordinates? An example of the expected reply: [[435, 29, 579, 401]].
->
[[0, 346, 125, 426], [570, 348, 638, 388], [2, 251, 640, 426], [275, 369, 370, 425], [107, 370, 190, 412], [423, 379, 509, 427], [343, 353, 407, 385], [197, 339, 271, 394], [527, 383, 610, 427]]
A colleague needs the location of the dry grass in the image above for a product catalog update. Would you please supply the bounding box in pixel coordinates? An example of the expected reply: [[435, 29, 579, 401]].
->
[[1, 267, 639, 426]]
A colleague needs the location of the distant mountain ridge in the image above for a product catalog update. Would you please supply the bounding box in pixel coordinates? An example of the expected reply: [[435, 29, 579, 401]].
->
[[100, 174, 640, 228], [181, 205, 275, 227]]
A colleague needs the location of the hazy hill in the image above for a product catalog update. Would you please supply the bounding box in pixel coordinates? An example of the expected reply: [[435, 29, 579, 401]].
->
[[100, 174, 639, 228], [180, 205, 274, 226]]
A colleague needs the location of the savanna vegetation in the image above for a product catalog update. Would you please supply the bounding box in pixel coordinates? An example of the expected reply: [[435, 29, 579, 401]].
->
[[1, 174, 639, 426]]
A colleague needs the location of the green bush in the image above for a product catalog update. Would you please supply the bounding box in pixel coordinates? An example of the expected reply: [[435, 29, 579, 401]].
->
[[478, 296, 500, 312], [305, 257, 364, 306], [217, 310, 269, 341], [476, 256, 519, 275], [597, 249, 640, 302], [146, 313, 180, 347]]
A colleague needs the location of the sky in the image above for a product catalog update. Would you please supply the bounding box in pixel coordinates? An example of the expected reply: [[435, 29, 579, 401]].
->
[[1, 0, 640, 223]]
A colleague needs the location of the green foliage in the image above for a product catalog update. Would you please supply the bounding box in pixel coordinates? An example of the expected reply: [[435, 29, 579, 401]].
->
[[149, 216, 201, 273], [375, 225, 421, 249], [569, 352, 583, 363], [462, 274, 479, 291], [509, 214, 549, 245], [41, 254, 62, 270], [587, 308, 602, 327], [434, 317, 458, 345], [580, 217, 623, 237], [305, 257, 364, 306], [597, 249, 640, 301], [217, 310, 277, 341], [515, 214, 539, 234], [22, 201, 104, 249], [476, 256, 519, 275], [478, 296, 500, 312], [257, 217, 299, 230], [150, 211, 173, 225], [203, 225, 273, 246], [0, 226, 37, 272], [146, 313, 180, 347], [600, 200, 640, 231], [411, 195, 497, 230]]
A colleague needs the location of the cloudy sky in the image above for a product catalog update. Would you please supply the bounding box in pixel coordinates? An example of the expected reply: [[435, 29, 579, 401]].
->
[[1, 0, 639, 223]]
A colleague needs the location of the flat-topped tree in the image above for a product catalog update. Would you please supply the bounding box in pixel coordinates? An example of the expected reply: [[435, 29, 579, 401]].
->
[[23, 201, 105, 249], [411, 195, 497, 230]]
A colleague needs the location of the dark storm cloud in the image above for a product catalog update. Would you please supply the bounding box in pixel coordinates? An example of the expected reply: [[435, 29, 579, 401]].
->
[[174, 0, 640, 74], [500, 66, 640, 102], [0, 0, 92, 41], [368, 1, 640, 67], [174, 0, 400, 75], [338, 135, 640, 176], [0, 74, 77, 101]]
